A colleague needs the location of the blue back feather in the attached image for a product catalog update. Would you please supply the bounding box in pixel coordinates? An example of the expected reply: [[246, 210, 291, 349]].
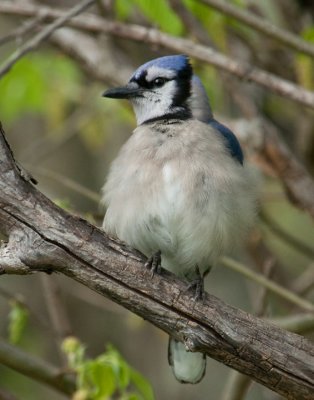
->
[[208, 119, 244, 165]]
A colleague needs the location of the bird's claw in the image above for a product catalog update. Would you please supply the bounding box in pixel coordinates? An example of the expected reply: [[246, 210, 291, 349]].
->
[[145, 250, 162, 278], [187, 265, 205, 301]]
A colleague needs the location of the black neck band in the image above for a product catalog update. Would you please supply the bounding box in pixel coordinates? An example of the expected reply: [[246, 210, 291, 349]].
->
[[142, 109, 192, 125]]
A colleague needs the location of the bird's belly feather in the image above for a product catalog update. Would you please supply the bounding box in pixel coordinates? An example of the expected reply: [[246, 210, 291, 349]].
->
[[103, 122, 257, 279]]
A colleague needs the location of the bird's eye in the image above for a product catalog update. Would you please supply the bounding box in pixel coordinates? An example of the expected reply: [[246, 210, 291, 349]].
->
[[153, 77, 167, 87]]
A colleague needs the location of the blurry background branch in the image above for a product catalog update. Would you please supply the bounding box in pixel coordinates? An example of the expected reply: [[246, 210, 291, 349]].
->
[[0, 338, 75, 396], [0, 0, 97, 78], [198, 0, 314, 57]]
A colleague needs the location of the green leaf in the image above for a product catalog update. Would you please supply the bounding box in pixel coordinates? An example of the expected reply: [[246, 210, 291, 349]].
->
[[61, 340, 153, 400], [102, 345, 131, 389], [132, 0, 183, 35], [62, 336, 86, 370], [82, 359, 116, 399], [115, 0, 134, 19], [130, 369, 154, 400], [8, 301, 28, 344]]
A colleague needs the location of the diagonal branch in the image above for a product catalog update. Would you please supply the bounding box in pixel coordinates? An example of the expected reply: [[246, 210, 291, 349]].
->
[[221, 256, 314, 312], [0, 0, 96, 78], [0, 16, 43, 47], [0, 123, 313, 399], [229, 117, 314, 219], [197, 0, 314, 58], [261, 119, 314, 218], [0, 338, 75, 395], [1, 2, 314, 108]]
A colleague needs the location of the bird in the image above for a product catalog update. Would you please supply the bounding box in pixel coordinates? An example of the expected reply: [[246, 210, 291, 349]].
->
[[101, 55, 258, 384]]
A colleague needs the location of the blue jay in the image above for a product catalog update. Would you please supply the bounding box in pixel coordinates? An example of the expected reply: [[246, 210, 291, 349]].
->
[[102, 55, 257, 384]]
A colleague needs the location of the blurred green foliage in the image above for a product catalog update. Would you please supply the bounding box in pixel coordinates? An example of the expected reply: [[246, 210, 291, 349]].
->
[[295, 26, 314, 89], [62, 337, 154, 400], [0, 53, 82, 124], [8, 301, 28, 345], [116, 0, 183, 35]]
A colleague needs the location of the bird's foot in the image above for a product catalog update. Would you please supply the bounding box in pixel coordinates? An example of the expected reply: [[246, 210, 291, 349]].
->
[[187, 265, 205, 301], [145, 250, 162, 278]]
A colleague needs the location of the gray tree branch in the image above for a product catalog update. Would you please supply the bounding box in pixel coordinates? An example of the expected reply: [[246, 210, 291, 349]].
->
[[0, 0, 97, 78], [0, 338, 75, 395], [0, 123, 313, 399]]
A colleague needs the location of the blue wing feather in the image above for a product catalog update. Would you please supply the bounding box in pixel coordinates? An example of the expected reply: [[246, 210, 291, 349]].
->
[[208, 119, 244, 165]]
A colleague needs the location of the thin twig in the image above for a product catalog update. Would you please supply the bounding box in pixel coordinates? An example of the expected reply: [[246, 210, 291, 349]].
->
[[0, 0, 96, 79], [50, 28, 131, 84], [260, 210, 314, 260], [0, 338, 75, 395], [222, 257, 275, 400], [21, 90, 97, 163], [289, 263, 314, 296], [229, 117, 314, 219], [220, 256, 314, 312], [0, 286, 53, 334], [269, 313, 314, 335], [0, 16, 42, 47], [198, 0, 314, 58], [169, 0, 213, 45], [1, 2, 314, 108], [254, 257, 276, 316], [221, 371, 252, 400], [40, 275, 72, 364], [31, 166, 100, 204], [261, 119, 314, 218]]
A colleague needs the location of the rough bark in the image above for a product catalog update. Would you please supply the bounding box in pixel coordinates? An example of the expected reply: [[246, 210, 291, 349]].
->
[[0, 123, 313, 399]]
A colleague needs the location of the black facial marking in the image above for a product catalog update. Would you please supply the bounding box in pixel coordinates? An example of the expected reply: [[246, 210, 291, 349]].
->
[[130, 61, 192, 107], [143, 109, 191, 125], [131, 59, 194, 125], [131, 71, 170, 90], [171, 62, 193, 107]]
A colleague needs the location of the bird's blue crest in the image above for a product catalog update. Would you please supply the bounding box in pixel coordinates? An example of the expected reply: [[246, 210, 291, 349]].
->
[[131, 55, 190, 80]]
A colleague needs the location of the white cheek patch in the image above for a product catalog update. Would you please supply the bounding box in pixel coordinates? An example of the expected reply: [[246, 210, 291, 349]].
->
[[131, 80, 178, 124], [146, 66, 176, 82]]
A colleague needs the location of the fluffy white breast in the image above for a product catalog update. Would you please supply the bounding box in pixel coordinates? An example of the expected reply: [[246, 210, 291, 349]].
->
[[162, 163, 183, 206], [102, 119, 258, 278]]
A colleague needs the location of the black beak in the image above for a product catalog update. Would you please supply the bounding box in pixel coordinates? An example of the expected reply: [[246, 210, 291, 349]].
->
[[102, 83, 143, 99]]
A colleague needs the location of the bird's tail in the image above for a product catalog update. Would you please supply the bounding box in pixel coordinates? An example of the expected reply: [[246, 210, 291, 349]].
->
[[168, 337, 206, 384]]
